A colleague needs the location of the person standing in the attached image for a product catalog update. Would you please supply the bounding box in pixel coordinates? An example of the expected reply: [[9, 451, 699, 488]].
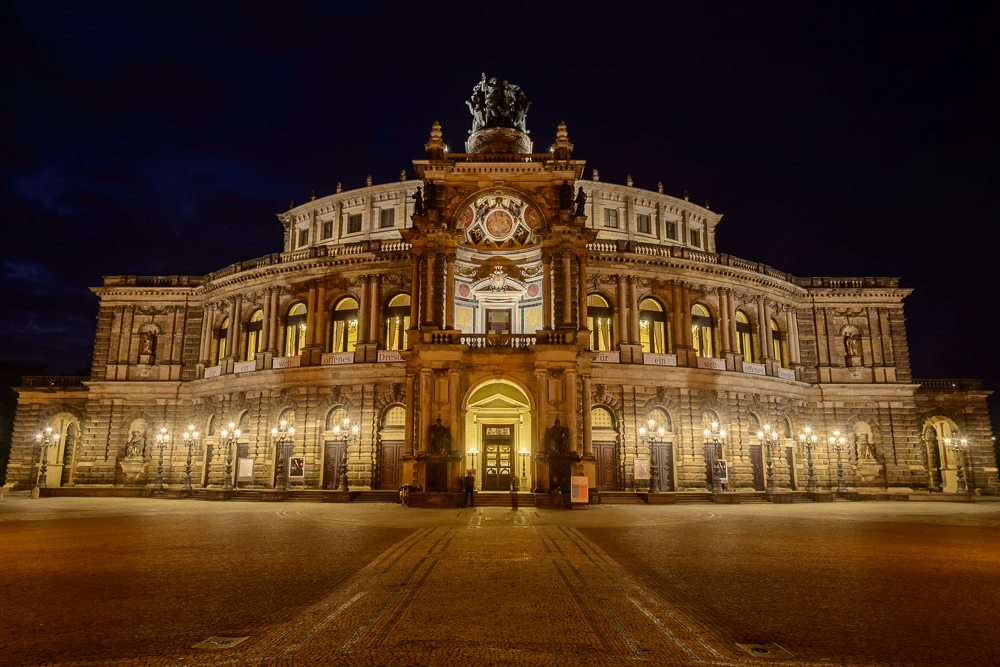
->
[[463, 471, 475, 507]]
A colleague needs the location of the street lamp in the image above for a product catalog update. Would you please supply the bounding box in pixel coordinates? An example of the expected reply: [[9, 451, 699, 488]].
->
[[703, 422, 727, 493], [943, 436, 969, 493], [757, 424, 778, 494], [33, 427, 60, 491], [271, 420, 295, 491], [153, 428, 169, 490], [639, 419, 667, 494], [466, 447, 479, 475], [181, 425, 200, 491], [829, 430, 847, 494], [332, 417, 358, 492], [798, 427, 818, 493], [517, 446, 531, 480], [219, 422, 241, 491]]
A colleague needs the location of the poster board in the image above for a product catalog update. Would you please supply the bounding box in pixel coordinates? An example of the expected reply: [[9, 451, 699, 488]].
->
[[236, 458, 254, 481], [570, 476, 589, 504], [289, 457, 305, 479], [633, 458, 650, 480], [716, 459, 729, 483]]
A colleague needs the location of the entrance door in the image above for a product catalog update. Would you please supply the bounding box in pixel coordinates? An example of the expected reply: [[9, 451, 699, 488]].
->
[[323, 442, 347, 489], [653, 444, 673, 491], [482, 423, 514, 490], [595, 443, 617, 491], [749, 444, 765, 491], [379, 441, 403, 490], [703, 443, 723, 490]]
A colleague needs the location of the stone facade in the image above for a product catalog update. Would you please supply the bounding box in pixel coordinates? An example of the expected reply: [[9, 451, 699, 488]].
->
[[8, 107, 997, 497]]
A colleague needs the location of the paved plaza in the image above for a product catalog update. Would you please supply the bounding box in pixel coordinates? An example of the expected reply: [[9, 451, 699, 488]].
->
[[1, 495, 998, 667]]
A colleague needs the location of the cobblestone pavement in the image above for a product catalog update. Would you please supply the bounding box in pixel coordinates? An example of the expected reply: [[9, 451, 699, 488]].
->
[[2, 495, 998, 667]]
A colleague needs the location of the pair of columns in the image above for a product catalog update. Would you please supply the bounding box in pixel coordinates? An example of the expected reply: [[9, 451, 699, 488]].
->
[[541, 249, 589, 330]]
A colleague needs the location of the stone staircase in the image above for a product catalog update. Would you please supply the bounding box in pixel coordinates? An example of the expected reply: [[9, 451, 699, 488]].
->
[[595, 492, 646, 505], [352, 490, 400, 503], [471, 492, 534, 507]]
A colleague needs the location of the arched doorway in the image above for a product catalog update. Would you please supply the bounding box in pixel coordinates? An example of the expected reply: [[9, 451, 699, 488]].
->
[[464, 380, 532, 492], [590, 406, 618, 491], [645, 407, 674, 491], [922, 416, 961, 492], [377, 405, 405, 489]]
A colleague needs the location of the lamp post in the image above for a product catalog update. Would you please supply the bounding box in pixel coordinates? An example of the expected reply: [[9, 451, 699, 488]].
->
[[757, 424, 778, 494], [518, 446, 530, 480], [640, 419, 666, 494], [829, 430, 847, 494], [219, 422, 240, 491], [466, 447, 479, 475], [332, 417, 358, 492], [153, 428, 169, 490], [33, 427, 60, 491], [944, 436, 969, 493], [798, 427, 818, 493], [271, 420, 295, 491], [703, 422, 727, 493], [181, 425, 199, 491]]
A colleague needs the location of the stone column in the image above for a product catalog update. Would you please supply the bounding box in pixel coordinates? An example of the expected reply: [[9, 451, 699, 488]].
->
[[582, 375, 593, 458], [261, 290, 273, 354], [369, 275, 381, 344], [577, 252, 588, 332], [534, 370, 548, 492], [671, 282, 682, 353], [628, 277, 640, 344], [357, 276, 369, 344], [719, 289, 731, 354], [449, 370, 460, 451], [726, 290, 738, 354], [681, 283, 693, 347], [763, 300, 775, 359], [756, 296, 768, 359], [305, 284, 317, 347], [787, 307, 801, 365], [424, 253, 436, 327], [419, 369, 432, 454], [267, 288, 280, 353], [404, 373, 415, 457], [199, 305, 213, 364], [562, 251, 572, 326], [617, 276, 629, 344], [565, 370, 578, 454], [542, 253, 553, 330], [410, 252, 420, 333], [445, 253, 455, 329], [315, 281, 327, 350], [225, 299, 237, 355]]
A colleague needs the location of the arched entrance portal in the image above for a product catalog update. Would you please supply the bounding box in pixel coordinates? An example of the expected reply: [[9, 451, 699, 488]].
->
[[464, 380, 533, 492], [922, 416, 962, 492]]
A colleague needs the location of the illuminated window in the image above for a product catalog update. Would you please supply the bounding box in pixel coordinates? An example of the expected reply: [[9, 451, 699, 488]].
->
[[639, 298, 667, 354], [379, 208, 395, 228], [771, 319, 786, 368], [604, 209, 619, 228], [348, 213, 362, 234], [666, 221, 676, 239], [748, 413, 761, 436], [326, 406, 347, 431], [587, 294, 614, 351], [298, 229, 308, 247], [284, 303, 307, 357], [636, 213, 651, 234], [736, 310, 754, 360], [384, 294, 411, 350], [244, 309, 263, 361], [215, 317, 229, 364], [691, 303, 714, 358], [647, 408, 672, 433], [331, 297, 359, 352]]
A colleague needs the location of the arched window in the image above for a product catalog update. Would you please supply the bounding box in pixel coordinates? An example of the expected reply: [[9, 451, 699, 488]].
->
[[647, 408, 672, 433], [331, 297, 359, 352], [748, 412, 761, 436], [587, 294, 614, 351], [782, 417, 792, 439], [244, 309, 263, 361], [326, 406, 348, 432], [771, 319, 786, 368], [691, 304, 715, 358], [639, 298, 667, 354], [206, 415, 216, 436], [215, 317, 229, 364], [701, 411, 720, 431], [736, 310, 753, 360], [384, 294, 410, 351], [382, 405, 405, 429], [284, 303, 307, 357], [278, 409, 296, 429]]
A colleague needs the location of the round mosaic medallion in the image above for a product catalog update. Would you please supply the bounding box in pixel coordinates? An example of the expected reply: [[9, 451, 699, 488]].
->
[[526, 283, 540, 298], [458, 283, 471, 298], [484, 210, 514, 239]]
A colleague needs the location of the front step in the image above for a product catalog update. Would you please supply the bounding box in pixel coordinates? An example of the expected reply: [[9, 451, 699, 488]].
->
[[471, 493, 534, 507], [596, 492, 645, 504], [352, 491, 400, 503]]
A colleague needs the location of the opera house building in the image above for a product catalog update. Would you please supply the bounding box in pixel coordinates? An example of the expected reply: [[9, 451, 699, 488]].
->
[[9, 80, 996, 502]]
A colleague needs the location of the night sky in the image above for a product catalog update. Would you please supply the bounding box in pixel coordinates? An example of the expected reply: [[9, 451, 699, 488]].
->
[[2, 2, 996, 421]]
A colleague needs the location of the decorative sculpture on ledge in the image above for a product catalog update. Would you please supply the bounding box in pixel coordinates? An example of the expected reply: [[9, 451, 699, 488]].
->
[[466, 73, 531, 134]]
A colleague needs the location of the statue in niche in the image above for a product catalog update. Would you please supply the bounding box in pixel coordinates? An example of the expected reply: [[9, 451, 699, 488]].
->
[[560, 181, 573, 209], [424, 180, 437, 207], [855, 432, 875, 459], [427, 418, 451, 455], [141, 332, 156, 356], [411, 187, 423, 215], [575, 187, 587, 216], [545, 419, 570, 455], [125, 430, 146, 459], [844, 332, 860, 358]]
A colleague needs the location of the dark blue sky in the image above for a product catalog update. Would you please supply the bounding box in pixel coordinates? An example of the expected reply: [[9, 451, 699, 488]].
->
[[2, 1, 996, 418]]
